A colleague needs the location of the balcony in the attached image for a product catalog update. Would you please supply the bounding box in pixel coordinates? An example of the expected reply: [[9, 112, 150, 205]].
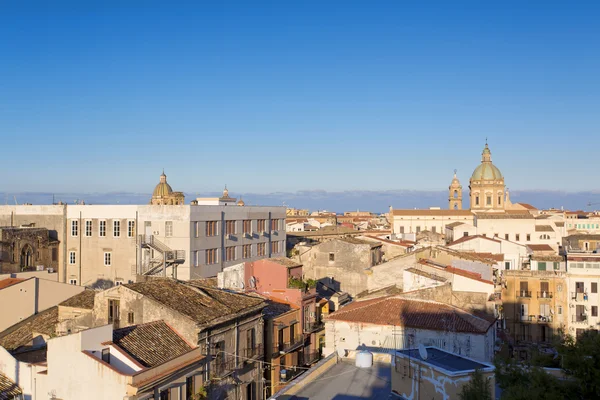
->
[[572, 315, 588, 323], [516, 291, 532, 298], [537, 315, 552, 323], [571, 292, 588, 301], [243, 343, 264, 361], [537, 291, 553, 299], [520, 315, 534, 322], [211, 356, 237, 378], [274, 337, 304, 355], [302, 351, 321, 365], [304, 321, 325, 333]]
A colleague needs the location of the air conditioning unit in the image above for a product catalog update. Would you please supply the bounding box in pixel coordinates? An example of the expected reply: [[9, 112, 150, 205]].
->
[[244, 232, 252, 238], [227, 234, 235, 240], [262, 231, 269, 236]]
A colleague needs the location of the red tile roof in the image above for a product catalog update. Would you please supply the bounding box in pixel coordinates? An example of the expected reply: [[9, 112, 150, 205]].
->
[[0, 278, 26, 290], [515, 203, 537, 210], [526, 244, 555, 252], [417, 259, 494, 284], [448, 235, 500, 246], [327, 297, 494, 334]]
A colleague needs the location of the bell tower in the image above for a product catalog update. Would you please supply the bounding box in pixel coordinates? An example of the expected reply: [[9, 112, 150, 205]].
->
[[449, 170, 463, 210]]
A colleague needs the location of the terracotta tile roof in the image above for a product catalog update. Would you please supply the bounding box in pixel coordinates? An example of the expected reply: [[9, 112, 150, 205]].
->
[[470, 252, 505, 262], [59, 290, 96, 309], [392, 209, 474, 217], [448, 234, 500, 246], [0, 278, 26, 290], [515, 203, 537, 210], [417, 259, 494, 284], [112, 321, 193, 368], [445, 222, 465, 229], [124, 278, 266, 326], [526, 244, 555, 252], [555, 222, 565, 227], [328, 297, 494, 334], [535, 225, 554, 232], [0, 371, 22, 399], [0, 307, 58, 351]]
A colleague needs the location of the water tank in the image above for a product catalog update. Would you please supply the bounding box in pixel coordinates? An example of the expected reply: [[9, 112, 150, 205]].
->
[[355, 350, 373, 368]]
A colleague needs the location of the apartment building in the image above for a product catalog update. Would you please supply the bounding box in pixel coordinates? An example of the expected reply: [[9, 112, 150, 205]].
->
[[0, 203, 286, 286]]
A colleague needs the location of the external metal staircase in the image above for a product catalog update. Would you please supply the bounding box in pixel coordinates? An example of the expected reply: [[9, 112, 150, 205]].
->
[[137, 234, 185, 277]]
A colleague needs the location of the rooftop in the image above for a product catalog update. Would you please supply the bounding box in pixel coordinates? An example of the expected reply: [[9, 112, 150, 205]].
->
[[0, 278, 26, 290], [404, 268, 447, 282], [475, 211, 535, 219], [124, 278, 266, 326], [327, 296, 493, 334], [266, 257, 303, 269], [527, 244, 555, 252], [59, 289, 96, 309], [445, 221, 465, 229], [396, 347, 492, 373], [0, 371, 22, 399], [535, 225, 554, 232], [337, 237, 382, 248], [392, 209, 473, 217], [0, 307, 58, 351], [281, 359, 391, 400], [112, 320, 193, 368], [448, 234, 500, 246]]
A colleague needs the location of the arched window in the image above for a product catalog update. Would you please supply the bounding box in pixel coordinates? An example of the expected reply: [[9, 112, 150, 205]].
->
[[453, 190, 458, 199]]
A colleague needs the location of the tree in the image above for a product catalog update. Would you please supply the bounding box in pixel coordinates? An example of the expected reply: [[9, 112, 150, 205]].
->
[[557, 330, 600, 399], [459, 369, 492, 400]]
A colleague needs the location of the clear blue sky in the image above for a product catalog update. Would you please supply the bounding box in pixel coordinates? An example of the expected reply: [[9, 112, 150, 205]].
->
[[1, 1, 599, 194]]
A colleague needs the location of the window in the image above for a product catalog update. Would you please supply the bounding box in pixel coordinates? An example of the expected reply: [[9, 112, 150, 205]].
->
[[486, 196, 492, 206], [399, 226, 405, 234], [475, 196, 480, 206], [272, 241, 280, 253], [99, 220, 106, 237], [246, 328, 256, 353], [538, 262, 546, 271], [194, 222, 200, 238], [104, 252, 112, 266], [206, 248, 218, 264], [101, 348, 110, 364], [553, 262, 560, 270], [71, 220, 78, 237], [432, 226, 437, 234], [416, 226, 421, 234], [257, 243, 266, 257], [159, 389, 170, 400], [108, 299, 120, 324], [127, 221, 135, 238], [128, 312, 134, 324], [193, 250, 199, 267], [186, 376, 195, 400], [69, 279, 77, 285], [52, 248, 58, 262], [463, 232, 469, 237], [165, 221, 173, 237], [243, 220, 252, 234], [515, 234, 520, 241], [526, 234, 531, 241], [271, 219, 279, 231], [498, 195, 502, 205], [505, 234, 509, 240], [69, 251, 76, 265], [206, 221, 218, 236], [115, 280, 123, 286], [539, 304, 550, 316], [558, 305, 563, 315], [243, 244, 252, 259], [505, 261, 511, 270], [540, 281, 549, 294], [593, 282, 598, 294], [85, 220, 92, 237], [329, 253, 335, 262], [226, 220, 236, 235], [594, 306, 599, 317], [226, 246, 236, 261], [113, 220, 120, 237], [257, 219, 266, 232]]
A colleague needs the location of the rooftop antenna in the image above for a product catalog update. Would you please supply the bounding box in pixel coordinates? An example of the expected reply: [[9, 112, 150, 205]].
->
[[13, 196, 18, 205]]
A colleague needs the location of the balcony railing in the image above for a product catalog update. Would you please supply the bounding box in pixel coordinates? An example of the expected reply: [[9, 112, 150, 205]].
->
[[520, 315, 534, 322], [211, 356, 237, 378], [302, 351, 321, 365], [571, 292, 588, 301], [572, 315, 588, 323], [537, 291, 553, 299], [243, 344, 264, 361], [304, 321, 325, 333], [275, 337, 304, 355], [516, 291, 532, 298], [537, 315, 552, 323]]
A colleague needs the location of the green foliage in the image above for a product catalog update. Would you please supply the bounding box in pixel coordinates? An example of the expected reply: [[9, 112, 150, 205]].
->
[[458, 369, 492, 400], [190, 386, 207, 399], [288, 277, 317, 289], [557, 331, 600, 399]]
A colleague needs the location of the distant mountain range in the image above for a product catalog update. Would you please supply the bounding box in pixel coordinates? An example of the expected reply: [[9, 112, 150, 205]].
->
[[2, 190, 598, 214]]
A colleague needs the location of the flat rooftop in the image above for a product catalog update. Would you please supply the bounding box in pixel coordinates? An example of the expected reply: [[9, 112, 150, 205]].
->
[[282, 360, 392, 400], [396, 348, 491, 372]]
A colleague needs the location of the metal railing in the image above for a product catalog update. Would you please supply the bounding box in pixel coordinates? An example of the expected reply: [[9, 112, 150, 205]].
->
[[304, 321, 325, 333], [302, 351, 321, 365], [537, 315, 552, 323], [571, 292, 588, 301], [275, 337, 304, 355], [537, 291, 553, 299], [516, 291, 532, 298], [243, 344, 264, 360], [212, 356, 237, 378]]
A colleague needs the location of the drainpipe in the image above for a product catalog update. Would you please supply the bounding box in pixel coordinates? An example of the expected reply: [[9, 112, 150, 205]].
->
[[79, 210, 82, 285]]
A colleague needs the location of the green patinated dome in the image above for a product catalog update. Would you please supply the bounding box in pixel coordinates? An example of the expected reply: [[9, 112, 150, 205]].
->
[[471, 144, 503, 181]]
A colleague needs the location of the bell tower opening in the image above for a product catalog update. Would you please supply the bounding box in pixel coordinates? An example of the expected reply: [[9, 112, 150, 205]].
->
[[448, 170, 463, 210]]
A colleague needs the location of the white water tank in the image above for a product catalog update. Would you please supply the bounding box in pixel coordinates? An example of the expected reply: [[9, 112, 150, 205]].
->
[[355, 350, 373, 368]]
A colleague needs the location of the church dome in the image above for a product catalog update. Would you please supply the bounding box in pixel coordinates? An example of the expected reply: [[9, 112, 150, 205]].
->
[[470, 144, 503, 181], [152, 171, 173, 197]]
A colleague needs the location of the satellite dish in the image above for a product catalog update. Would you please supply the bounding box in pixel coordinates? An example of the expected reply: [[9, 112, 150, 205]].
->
[[249, 276, 256, 289], [418, 344, 428, 360]]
